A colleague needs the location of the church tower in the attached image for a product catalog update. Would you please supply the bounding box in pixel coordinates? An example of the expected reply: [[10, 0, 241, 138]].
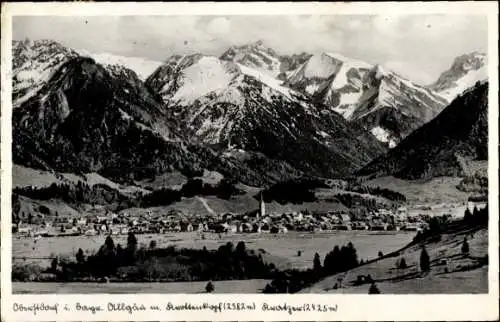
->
[[259, 191, 265, 219]]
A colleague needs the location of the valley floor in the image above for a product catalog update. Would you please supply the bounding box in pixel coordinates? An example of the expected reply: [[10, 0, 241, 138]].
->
[[13, 231, 415, 270]]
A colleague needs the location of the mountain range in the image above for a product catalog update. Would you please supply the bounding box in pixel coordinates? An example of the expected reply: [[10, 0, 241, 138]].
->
[[11, 38, 488, 187]]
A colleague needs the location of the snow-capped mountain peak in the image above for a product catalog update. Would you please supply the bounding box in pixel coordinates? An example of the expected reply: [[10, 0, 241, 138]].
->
[[284, 52, 447, 147], [220, 40, 282, 77], [12, 39, 79, 107], [76, 49, 163, 80], [429, 51, 487, 102]]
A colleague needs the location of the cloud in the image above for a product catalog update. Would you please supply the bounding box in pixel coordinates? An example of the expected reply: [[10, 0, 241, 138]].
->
[[206, 17, 231, 35], [371, 15, 403, 36], [384, 60, 436, 84]]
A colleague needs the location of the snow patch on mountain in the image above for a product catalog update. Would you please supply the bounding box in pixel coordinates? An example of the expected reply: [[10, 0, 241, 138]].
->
[[301, 53, 342, 79], [371, 127, 397, 148], [171, 56, 236, 104], [237, 64, 292, 99]]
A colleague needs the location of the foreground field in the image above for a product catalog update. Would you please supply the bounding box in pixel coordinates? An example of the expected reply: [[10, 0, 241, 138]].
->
[[300, 226, 488, 294], [13, 279, 269, 294], [13, 231, 415, 270]]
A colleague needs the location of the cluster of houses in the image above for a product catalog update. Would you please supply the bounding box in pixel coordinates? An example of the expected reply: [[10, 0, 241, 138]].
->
[[14, 196, 435, 238]]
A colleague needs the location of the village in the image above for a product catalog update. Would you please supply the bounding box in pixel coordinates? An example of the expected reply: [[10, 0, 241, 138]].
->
[[13, 195, 444, 239]]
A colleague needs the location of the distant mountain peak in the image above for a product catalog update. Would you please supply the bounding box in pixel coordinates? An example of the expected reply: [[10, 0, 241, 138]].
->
[[12, 39, 79, 107], [358, 81, 488, 179], [451, 51, 486, 70], [429, 51, 487, 102], [220, 41, 281, 77], [284, 52, 447, 148], [76, 49, 163, 81]]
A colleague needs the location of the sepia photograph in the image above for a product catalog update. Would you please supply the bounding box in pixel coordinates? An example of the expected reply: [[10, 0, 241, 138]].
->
[[7, 11, 493, 296], [1, 3, 498, 321]]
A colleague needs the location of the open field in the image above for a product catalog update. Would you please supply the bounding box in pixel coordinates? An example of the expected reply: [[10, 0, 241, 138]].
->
[[13, 279, 269, 294], [365, 176, 469, 205], [301, 227, 488, 294], [13, 231, 415, 270], [13, 165, 147, 194]]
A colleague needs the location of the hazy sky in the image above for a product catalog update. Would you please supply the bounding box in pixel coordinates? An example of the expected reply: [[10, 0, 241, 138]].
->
[[13, 15, 488, 84]]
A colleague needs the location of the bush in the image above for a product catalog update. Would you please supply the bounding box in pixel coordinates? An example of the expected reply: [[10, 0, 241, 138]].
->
[[12, 264, 44, 281], [323, 243, 359, 275], [205, 281, 215, 293], [461, 238, 470, 256], [365, 274, 373, 283], [378, 251, 384, 257], [368, 282, 381, 294], [396, 257, 408, 269]]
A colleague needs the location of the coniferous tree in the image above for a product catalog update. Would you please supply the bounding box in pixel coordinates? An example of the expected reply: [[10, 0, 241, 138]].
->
[[127, 232, 138, 252], [464, 207, 472, 222], [205, 281, 215, 293], [76, 248, 85, 263], [105, 235, 115, 252], [398, 257, 407, 269], [236, 241, 246, 256], [50, 257, 59, 273], [461, 237, 470, 256], [420, 246, 430, 272], [368, 282, 381, 294], [313, 252, 322, 272]]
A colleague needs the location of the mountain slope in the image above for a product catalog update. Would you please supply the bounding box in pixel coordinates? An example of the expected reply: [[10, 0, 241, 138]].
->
[[429, 51, 487, 102], [12, 56, 206, 182], [357, 82, 488, 179], [146, 54, 387, 178], [11, 41, 312, 186], [285, 53, 448, 147]]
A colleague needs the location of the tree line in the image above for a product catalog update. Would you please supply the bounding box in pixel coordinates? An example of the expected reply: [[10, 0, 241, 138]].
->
[[257, 178, 328, 205], [263, 241, 359, 293], [413, 204, 488, 244], [13, 177, 245, 214], [38, 235, 276, 283]]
